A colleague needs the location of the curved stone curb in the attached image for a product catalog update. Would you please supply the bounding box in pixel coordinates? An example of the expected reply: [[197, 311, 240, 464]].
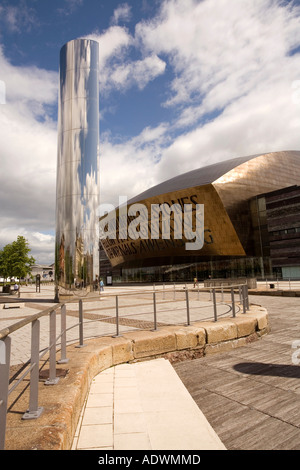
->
[[4, 306, 269, 450]]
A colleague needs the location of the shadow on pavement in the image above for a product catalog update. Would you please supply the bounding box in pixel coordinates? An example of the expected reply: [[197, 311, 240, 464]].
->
[[233, 362, 300, 378]]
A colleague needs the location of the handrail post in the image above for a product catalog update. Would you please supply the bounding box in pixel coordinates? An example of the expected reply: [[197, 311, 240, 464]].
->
[[45, 310, 59, 385], [231, 287, 236, 318], [113, 296, 122, 337], [245, 285, 249, 310], [185, 289, 190, 326], [58, 304, 69, 363], [242, 285, 247, 314], [152, 292, 158, 331], [0, 336, 11, 450], [116, 296, 120, 336], [239, 285, 242, 304], [23, 319, 43, 419], [212, 288, 218, 321], [76, 299, 86, 348]]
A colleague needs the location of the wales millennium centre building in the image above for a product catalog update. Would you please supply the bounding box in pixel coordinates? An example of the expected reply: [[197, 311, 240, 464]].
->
[[100, 151, 300, 284]]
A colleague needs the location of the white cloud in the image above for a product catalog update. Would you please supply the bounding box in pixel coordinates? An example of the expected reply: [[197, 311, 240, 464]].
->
[[0, 46, 57, 109], [99, 123, 170, 207], [0, 1, 37, 33], [86, 27, 166, 94], [0, 47, 58, 263], [85, 26, 132, 93], [109, 53, 166, 91], [111, 3, 132, 25], [99, 0, 300, 203], [87, 26, 132, 69], [57, 0, 84, 16], [136, 0, 300, 112]]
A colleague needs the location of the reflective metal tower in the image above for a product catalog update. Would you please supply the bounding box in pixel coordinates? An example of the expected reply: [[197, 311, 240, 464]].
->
[[55, 39, 100, 296]]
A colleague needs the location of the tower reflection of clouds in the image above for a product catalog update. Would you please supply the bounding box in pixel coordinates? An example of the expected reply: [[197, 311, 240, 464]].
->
[[55, 39, 100, 292]]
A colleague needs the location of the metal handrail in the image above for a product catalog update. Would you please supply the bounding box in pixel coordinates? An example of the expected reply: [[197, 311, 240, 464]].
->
[[0, 283, 249, 450], [0, 304, 60, 340]]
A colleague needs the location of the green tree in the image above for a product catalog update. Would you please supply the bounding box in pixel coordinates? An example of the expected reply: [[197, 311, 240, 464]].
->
[[0, 236, 35, 283], [0, 243, 14, 282]]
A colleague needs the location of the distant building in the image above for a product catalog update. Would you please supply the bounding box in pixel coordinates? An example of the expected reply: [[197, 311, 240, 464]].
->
[[30, 264, 55, 281]]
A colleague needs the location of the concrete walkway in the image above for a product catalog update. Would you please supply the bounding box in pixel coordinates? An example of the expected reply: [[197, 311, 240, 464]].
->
[[72, 358, 226, 450]]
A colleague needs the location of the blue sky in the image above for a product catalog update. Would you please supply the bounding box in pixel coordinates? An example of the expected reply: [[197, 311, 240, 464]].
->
[[0, 0, 300, 264]]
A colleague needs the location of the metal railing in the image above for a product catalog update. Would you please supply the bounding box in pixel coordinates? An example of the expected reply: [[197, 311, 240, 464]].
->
[[0, 283, 249, 450], [263, 279, 300, 291], [0, 302, 78, 450]]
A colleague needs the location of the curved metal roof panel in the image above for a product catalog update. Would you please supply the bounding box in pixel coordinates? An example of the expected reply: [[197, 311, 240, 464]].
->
[[127, 153, 260, 204]]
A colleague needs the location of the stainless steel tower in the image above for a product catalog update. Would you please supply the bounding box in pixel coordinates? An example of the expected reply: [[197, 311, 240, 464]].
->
[[55, 39, 100, 295]]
